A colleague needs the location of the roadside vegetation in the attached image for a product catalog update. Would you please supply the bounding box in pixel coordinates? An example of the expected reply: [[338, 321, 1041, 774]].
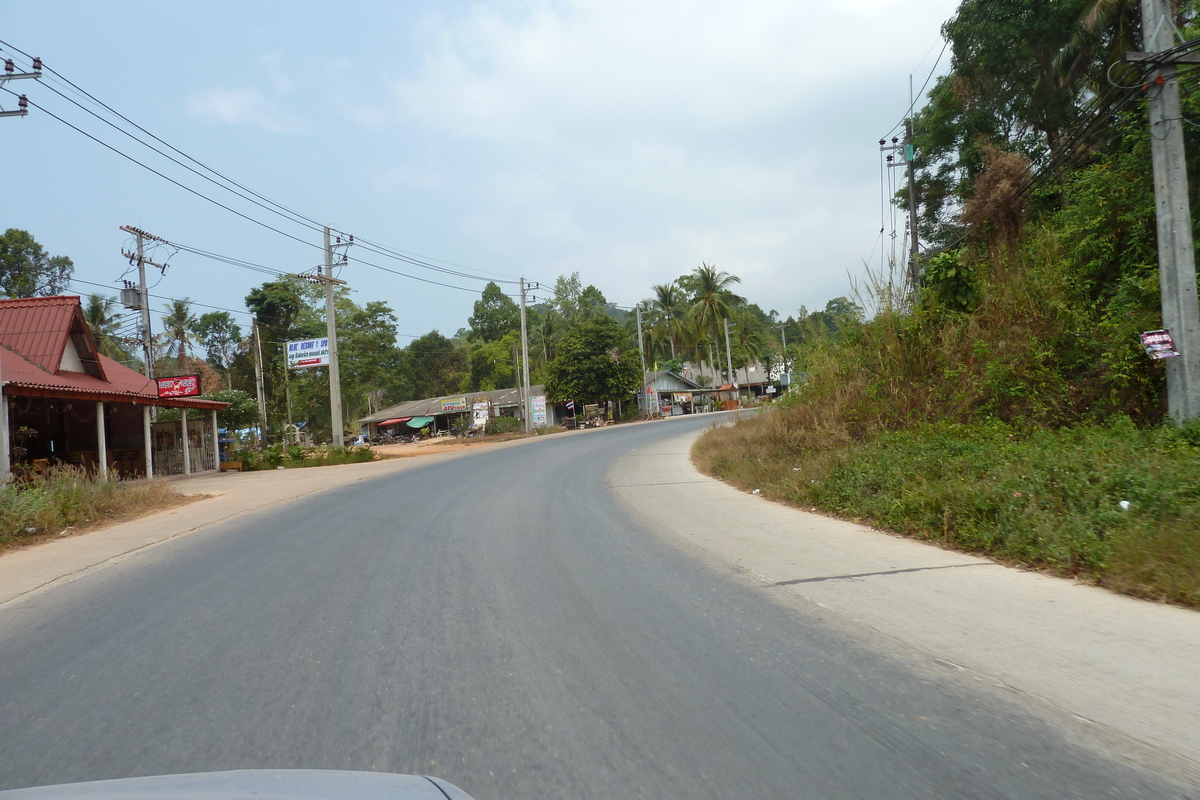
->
[[229, 444, 375, 471], [696, 0, 1200, 609], [0, 467, 190, 551]]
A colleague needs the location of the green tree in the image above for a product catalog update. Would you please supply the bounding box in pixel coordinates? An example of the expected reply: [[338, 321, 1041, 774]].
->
[[82, 293, 133, 363], [544, 315, 640, 405], [160, 299, 198, 373], [192, 311, 244, 386], [468, 282, 521, 342], [0, 229, 73, 298], [407, 331, 466, 399]]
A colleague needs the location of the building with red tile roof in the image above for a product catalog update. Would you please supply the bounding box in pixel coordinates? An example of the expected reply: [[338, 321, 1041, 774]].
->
[[1, 296, 228, 480]]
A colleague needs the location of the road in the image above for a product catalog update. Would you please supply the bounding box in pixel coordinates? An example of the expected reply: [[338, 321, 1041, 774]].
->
[[0, 415, 1190, 799]]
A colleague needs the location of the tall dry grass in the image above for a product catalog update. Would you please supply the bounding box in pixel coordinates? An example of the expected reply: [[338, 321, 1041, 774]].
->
[[0, 466, 187, 549]]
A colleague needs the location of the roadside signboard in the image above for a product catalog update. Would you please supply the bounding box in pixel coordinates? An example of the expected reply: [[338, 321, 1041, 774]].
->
[[472, 401, 490, 429], [531, 395, 547, 427], [1141, 329, 1180, 359], [286, 337, 330, 369], [441, 396, 468, 413], [156, 374, 200, 398]]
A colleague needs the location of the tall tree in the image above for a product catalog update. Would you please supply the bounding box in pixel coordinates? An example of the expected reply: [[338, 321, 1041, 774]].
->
[[82, 293, 133, 363], [0, 229, 73, 298], [468, 282, 520, 342], [160, 299, 198, 373], [544, 315, 640, 405], [192, 311, 244, 387], [406, 331, 466, 399]]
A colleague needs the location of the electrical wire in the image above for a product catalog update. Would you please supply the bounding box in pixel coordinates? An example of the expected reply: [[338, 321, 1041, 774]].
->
[[0, 42, 532, 289]]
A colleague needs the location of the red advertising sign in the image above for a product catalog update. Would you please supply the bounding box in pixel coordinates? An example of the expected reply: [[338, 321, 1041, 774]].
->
[[156, 374, 201, 398]]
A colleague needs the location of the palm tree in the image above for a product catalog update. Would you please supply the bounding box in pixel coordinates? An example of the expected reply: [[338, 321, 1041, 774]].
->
[[649, 282, 688, 360], [82, 293, 132, 362], [160, 298, 198, 373], [683, 263, 744, 382]]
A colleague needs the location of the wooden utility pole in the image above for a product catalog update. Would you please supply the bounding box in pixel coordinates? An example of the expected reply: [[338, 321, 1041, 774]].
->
[[1128, 0, 1200, 422]]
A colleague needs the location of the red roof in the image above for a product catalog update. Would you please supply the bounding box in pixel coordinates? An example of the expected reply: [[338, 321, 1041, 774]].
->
[[0, 296, 226, 410]]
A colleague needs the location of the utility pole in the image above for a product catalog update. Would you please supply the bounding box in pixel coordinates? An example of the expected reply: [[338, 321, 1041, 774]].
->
[[513, 341, 525, 428], [636, 303, 649, 417], [774, 324, 788, 385], [905, 119, 920, 293], [519, 278, 533, 433], [310, 228, 352, 446], [0, 57, 41, 119], [252, 317, 268, 448], [120, 226, 169, 380], [1125, 0, 1200, 422], [723, 318, 735, 386]]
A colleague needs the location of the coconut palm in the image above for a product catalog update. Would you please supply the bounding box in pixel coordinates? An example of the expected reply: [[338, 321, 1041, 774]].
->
[[160, 298, 198, 373], [682, 263, 744, 382], [648, 282, 689, 361], [82, 293, 131, 362]]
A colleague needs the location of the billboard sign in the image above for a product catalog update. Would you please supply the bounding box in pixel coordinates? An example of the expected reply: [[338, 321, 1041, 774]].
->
[[157, 374, 201, 398], [531, 395, 547, 427], [1140, 329, 1180, 359], [440, 396, 468, 413], [286, 338, 330, 369], [472, 401, 490, 429]]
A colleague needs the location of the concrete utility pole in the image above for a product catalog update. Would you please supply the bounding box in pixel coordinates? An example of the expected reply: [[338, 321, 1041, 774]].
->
[[252, 317, 268, 447], [774, 324, 788, 384], [905, 119, 920, 293], [1127, 0, 1200, 422], [120, 226, 169, 380], [321, 228, 353, 447], [519, 278, 533, 433], [723, 317, 735, 386], [636, 304, 649, 417], [0, 362, 9, 485]]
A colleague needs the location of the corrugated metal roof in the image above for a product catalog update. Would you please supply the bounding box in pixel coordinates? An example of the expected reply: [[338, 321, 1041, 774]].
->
[[357, 385, 544, 425], [0, 295, 77, 374]]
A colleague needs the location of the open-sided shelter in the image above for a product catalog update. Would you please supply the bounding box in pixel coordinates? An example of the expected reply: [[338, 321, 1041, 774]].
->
[[0, 296, 228, 479]]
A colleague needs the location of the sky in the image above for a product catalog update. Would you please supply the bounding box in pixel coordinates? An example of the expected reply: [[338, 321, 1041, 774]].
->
[[2, 0, 959, 344]]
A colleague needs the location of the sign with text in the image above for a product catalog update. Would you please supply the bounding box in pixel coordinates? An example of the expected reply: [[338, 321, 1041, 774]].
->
[[1140, 329, 1180, 359], [472, 401, 490, 429], [157, 374, 200, 398], [286, 337, 330, 369], [440, 396, 468, 413], [531, 395, 547, 427]]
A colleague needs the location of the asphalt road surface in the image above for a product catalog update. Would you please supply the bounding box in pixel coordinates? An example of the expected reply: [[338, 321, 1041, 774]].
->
[[0, 416, 1190, 799]]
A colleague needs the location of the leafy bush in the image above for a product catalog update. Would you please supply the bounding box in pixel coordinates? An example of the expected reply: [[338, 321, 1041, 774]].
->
[[484, 416, 523, 435], [231, 444, 374, 470]]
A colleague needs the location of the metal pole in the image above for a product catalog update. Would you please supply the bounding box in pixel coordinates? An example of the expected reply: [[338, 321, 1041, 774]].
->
[[181, 408, 190, 476], [519, 277, 532, 434], [636, 304, 648, 417], [324, 227, 345, 447], [1142, 0, 1200, 422]]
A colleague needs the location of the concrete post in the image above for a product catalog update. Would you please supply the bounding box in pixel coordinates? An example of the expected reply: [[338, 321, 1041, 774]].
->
[[96, 401, 108, 480], [212, 408, 220, 470], [143, 405, 153, 478], [181, 408, 191, 476]]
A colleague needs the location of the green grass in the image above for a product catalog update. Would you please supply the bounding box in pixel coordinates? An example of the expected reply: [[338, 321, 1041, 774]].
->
[[232, 444, 376, 470], [693, 412, 1200, 608]]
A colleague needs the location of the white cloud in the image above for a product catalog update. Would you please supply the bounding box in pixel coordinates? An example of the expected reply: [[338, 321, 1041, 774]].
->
[[359, 0, 959, 312], [186, 87, 305, 134]]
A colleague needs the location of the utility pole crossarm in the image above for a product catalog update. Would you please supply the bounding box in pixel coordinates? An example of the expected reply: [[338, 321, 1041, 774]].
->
[[0, 57, 41, 118]]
